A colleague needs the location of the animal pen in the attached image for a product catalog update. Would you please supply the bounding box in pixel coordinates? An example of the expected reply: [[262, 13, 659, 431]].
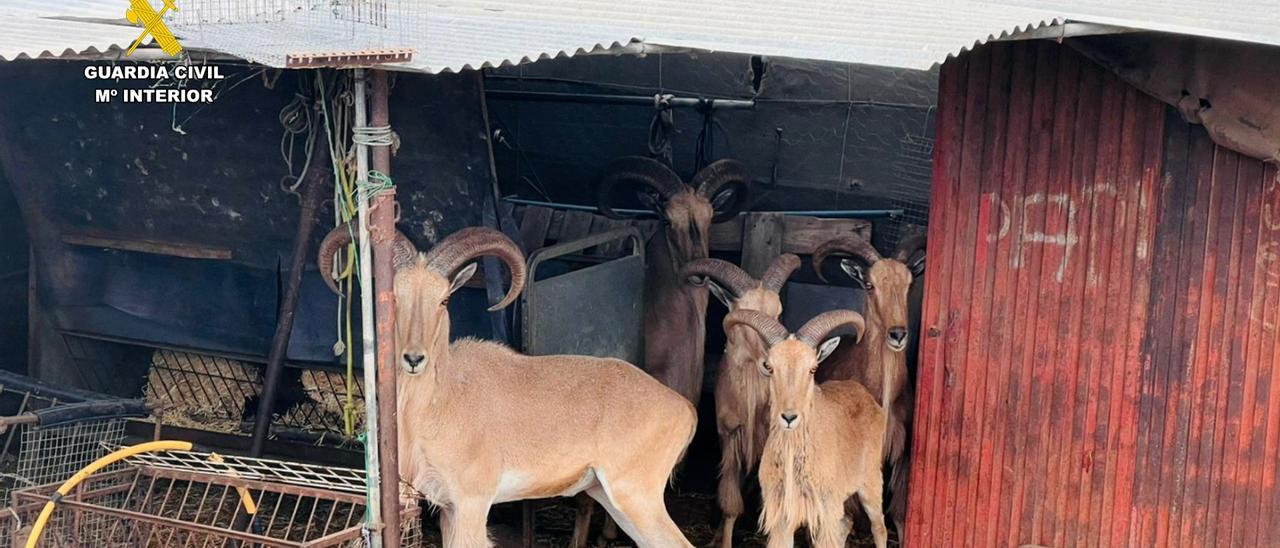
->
[[0, 1, 1278, 547]]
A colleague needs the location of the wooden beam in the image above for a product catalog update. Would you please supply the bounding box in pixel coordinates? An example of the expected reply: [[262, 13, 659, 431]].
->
[[62, 232, 233, 260], [740, 212, 785, 277]]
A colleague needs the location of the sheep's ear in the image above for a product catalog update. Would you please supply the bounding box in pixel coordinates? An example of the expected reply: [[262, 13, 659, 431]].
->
[[816, 337, 841, 363], [839, 259, 872, 290], [449, 263, 478, 295], [705, 279, 735, 309]]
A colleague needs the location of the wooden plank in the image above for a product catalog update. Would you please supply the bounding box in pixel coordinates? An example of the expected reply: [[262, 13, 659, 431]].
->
[[739, 213, 784, 278], [907, 48, 969, 548], [1067, 62, 1123, 548], [981, 40, 1033, 548], [961, 39, 1010, 548], [517, 206, 553, 253], [62, 231, 233, 260], [939, 40, 992, 548], [559, 211, 595, 244], [1043, 52, 1100, 548], [708, 215, 870, 254], [1000, 41, 1060, 547], [1256, 162, 1280, 545], [1224, 154, 1266, 548]]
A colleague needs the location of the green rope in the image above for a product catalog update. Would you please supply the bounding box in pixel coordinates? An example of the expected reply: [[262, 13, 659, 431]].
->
[[360, 170, 395, 199]]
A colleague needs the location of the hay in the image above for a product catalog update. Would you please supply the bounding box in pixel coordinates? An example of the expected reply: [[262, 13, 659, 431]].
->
[[292, 369, 365, 433], [143, 349, 262, 433]]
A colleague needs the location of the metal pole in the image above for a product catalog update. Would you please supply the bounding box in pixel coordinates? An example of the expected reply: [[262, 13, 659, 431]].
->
[[249, 126, 330, 457], [354, 68, 384, 548], [369, 68, 402, 548]]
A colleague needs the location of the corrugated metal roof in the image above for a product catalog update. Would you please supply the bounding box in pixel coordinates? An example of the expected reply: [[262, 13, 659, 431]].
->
[[2, 1, 1279, 70], [2, 0, 143, 61]]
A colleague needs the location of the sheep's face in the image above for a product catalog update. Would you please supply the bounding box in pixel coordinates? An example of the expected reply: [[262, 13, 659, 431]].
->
[[393, 258, 459, 376], [762, 339, 825, 431], [846, 259, 913, 352], [661, 189, 713, 265]]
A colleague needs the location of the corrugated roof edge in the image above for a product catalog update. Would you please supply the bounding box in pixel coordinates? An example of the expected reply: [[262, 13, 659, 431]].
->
[[943, 16, 1067, 65], [419, 39, 646, 74]]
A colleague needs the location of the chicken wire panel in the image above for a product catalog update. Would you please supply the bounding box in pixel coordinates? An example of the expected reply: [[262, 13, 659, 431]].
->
[[9, 467, 422, 547], [16, 419, 128, 492], [171, 0, 422, 68]]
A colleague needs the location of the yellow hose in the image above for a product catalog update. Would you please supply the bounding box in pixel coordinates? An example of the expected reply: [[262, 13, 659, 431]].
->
[[25, 440, 193, 548]]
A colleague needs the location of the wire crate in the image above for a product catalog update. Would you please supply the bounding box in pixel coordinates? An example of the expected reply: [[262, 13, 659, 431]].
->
[[4, 450, 422, 547], [0, 371, 144, 506]]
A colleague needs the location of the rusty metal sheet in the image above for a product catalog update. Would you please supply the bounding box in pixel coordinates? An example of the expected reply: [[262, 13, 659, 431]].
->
[[908, 39, 1280, 546]]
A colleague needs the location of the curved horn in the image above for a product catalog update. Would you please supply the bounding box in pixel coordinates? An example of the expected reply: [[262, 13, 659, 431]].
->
[[795, 309, 866, 348], [596, 156, 686, 219], [317, 221, 416, 296], [761, 253, 801, 294], [723, 309, 790, 347], [892, 232, 927, 262], [422, 227, 527, 311], [692, 159, 753, 223], [811, 234, 883, 283], [680, 258, 758, 300]]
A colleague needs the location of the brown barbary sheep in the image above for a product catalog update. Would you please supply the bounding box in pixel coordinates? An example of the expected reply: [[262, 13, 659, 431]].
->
[[318, 225, 697, 548], [680, 254, 800, 548], [597, 156, 752, 406], [725, 309, 888, 548], [811, 232, 924, 535]]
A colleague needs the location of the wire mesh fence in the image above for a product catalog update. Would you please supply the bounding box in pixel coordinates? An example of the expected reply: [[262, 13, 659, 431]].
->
[[15, 419, 128, 496], [170, 0, 423, 68], [4, 462, 422, 547], [132, 343, 364, 442]]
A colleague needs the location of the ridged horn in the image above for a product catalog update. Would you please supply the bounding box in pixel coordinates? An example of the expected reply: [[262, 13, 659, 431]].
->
[[422, 227, 526, 311], [761, 253, 801, 294], [680, 258, 758, 301], [692, 159, 753, 223], [795, 309, 866, 348], [317, 221, 416, 296], [892, 231, 927, 262], [811, 234, 883, 283], [596, 156, 686, 219], [723, 309, 790, 347]]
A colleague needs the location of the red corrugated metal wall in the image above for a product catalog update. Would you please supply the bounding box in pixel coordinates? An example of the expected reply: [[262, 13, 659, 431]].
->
[[909, 39, 1280, 547]]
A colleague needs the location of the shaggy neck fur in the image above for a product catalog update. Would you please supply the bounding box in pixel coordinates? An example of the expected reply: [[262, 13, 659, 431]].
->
[[759, 405, 833, 535]]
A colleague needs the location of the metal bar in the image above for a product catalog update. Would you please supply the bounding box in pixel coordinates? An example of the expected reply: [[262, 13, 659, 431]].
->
[[485, 89, 755, 109], [41, 498, 304, 547], [353, 67, 385, 547], [369, 68, 402, 548], [249, 119, 331, 457], [501, 196, 904, 219]]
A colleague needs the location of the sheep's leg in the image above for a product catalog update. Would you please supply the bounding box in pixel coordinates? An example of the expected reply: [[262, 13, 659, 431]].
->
[[439, 506, 454, 547], [444, 499, 493, 548], [570, 493, 594, 548], [588, 484, 692, 548], [601, 514, 618, 540], [857, 481, 888, 548], [810, 513, 853, 548], [715, 428, 746, 548], [763, 521, 797, 548]]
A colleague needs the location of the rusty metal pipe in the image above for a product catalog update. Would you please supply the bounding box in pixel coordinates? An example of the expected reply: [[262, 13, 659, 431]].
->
[[249, 130, 331, 457], [369, 68, 402, 548]]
